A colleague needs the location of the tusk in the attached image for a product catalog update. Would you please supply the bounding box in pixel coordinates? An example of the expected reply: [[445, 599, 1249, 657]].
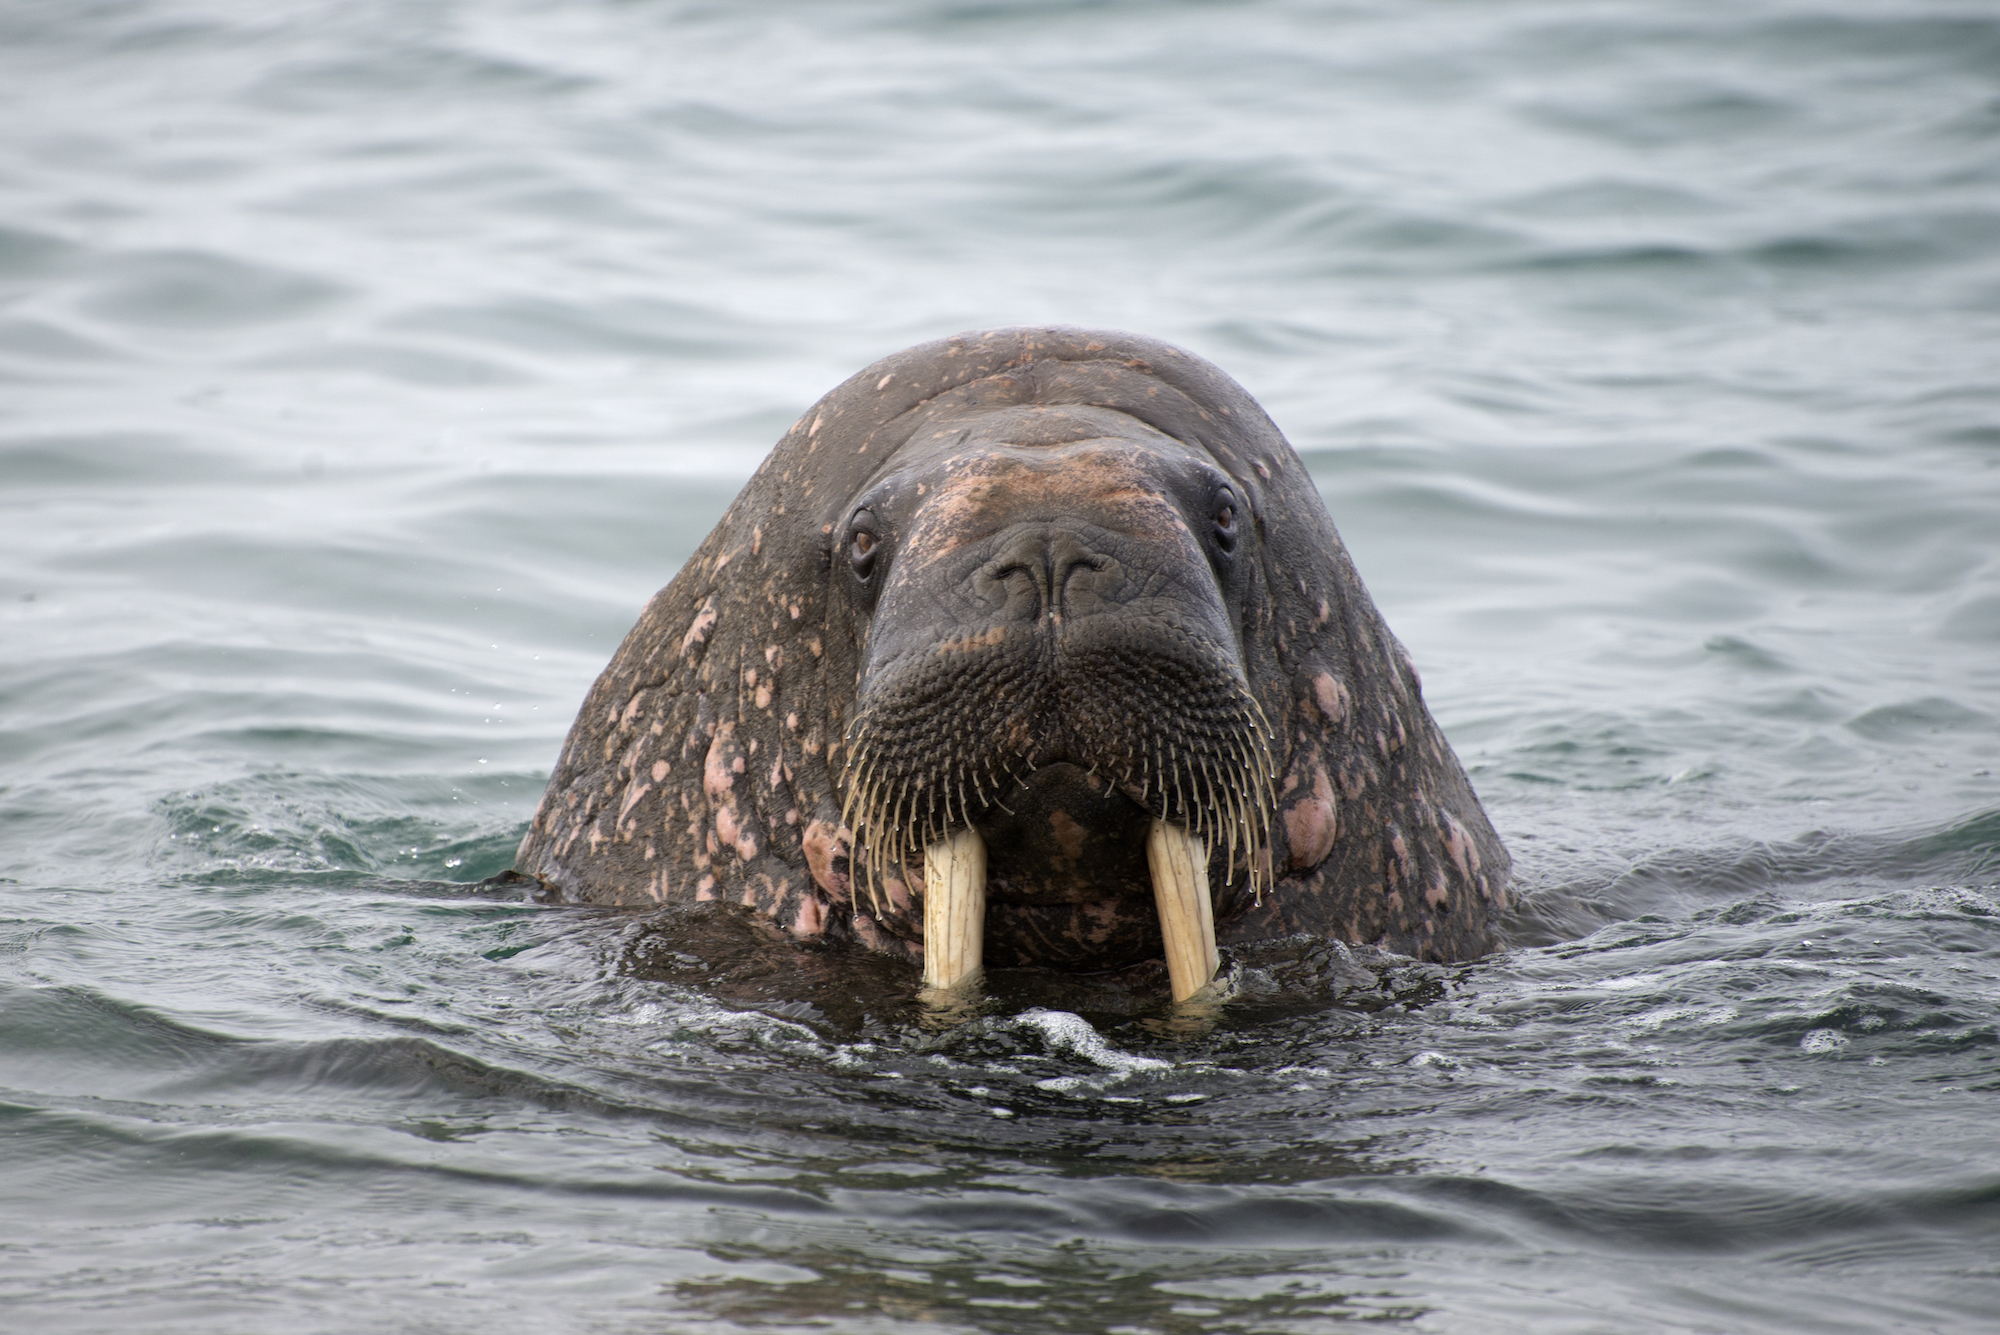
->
[[1147, 819, 1217, 1003], [922, 827, 987, 991]]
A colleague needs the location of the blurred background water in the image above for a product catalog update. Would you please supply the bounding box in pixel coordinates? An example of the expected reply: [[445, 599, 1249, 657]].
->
[[2, 1, 1997, 1331]]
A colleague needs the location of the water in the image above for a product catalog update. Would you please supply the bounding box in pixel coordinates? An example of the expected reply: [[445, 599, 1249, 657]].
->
[[3, 1, 1997, 1330]]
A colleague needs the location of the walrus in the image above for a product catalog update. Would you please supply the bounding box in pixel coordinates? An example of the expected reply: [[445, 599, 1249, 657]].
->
[[516, 327, 1508, 1001]]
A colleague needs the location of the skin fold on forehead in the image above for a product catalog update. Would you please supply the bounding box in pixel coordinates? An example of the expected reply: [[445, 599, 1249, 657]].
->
[[851, 400, 1224, 537], [856, 435, 1238, 668], [891, 444, 1189, 556], [799, 345, 1285, 547]]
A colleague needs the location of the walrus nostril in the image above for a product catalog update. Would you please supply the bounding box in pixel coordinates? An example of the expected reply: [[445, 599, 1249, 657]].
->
[[975, 530, 1126, 623], [1058, 551, 1125, 618], [975, 561, 1043, 622]]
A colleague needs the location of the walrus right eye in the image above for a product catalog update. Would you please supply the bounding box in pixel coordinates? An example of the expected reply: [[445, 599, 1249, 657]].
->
[[848, 519, 880, 580], [1211, 493, 1239, 555]]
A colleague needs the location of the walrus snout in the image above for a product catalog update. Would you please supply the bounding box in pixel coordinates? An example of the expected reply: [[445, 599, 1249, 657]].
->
[[840, 447, 1275, 1000]]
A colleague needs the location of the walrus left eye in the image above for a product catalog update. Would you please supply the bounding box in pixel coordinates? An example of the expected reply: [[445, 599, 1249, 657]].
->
[[848, 521, 880, 579], [1212, 496, 1238, 553]]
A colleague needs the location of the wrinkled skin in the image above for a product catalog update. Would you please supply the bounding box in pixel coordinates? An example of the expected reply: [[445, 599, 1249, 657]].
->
[[517, 327, 1509, 968]]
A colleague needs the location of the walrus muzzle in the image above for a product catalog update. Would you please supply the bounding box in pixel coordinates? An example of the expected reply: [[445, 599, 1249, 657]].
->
[[840, 532, 1276, 1002]]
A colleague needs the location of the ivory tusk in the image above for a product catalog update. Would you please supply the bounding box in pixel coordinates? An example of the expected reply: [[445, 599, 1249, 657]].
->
[[1147, 818, 1217, 1003], [922, 827, 987, 991]]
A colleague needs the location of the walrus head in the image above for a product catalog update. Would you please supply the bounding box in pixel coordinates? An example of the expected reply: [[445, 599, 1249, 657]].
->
[[516, 327, 1510, 999], [834, 409, 1276, 996]]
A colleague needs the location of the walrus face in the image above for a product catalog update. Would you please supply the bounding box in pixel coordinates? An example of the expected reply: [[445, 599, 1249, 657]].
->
[[835, 406, 1276, 997]]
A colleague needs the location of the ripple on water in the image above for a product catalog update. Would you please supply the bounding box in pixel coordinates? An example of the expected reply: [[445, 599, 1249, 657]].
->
[[75, 249, 350, 334], [3, 0, 2000, 1330]]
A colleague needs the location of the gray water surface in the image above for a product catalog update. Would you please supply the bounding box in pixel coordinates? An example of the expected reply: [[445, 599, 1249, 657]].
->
[[3, 2, 1998, 1332]]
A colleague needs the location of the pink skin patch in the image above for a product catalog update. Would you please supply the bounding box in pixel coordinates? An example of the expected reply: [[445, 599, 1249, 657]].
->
[[716, 805, 757, 862], [802, 820, 849, 900], [1440, 811, 1480, 885], [702, 724, 758, 861], [1281, 761, 1338, 870], [1312, 671, 1350, 725], [681, 604, 718, 656], [703, 725, 739, 805], [790, 894, 825, 938]]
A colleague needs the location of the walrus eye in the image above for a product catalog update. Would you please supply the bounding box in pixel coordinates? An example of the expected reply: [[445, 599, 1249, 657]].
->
[[1212, 496, 1238, 553], [849, 522, 879, 579]]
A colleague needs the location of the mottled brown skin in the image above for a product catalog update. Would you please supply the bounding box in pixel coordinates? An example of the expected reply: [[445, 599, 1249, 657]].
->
[[517, 326, 1510, 968]]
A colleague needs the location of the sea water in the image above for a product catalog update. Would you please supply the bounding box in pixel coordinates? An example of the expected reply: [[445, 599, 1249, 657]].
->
[[2, 2, 1996, 1331]]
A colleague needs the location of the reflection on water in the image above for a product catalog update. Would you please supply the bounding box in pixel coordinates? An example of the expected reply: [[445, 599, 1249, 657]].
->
[[3, 0, 1998, 1331]]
